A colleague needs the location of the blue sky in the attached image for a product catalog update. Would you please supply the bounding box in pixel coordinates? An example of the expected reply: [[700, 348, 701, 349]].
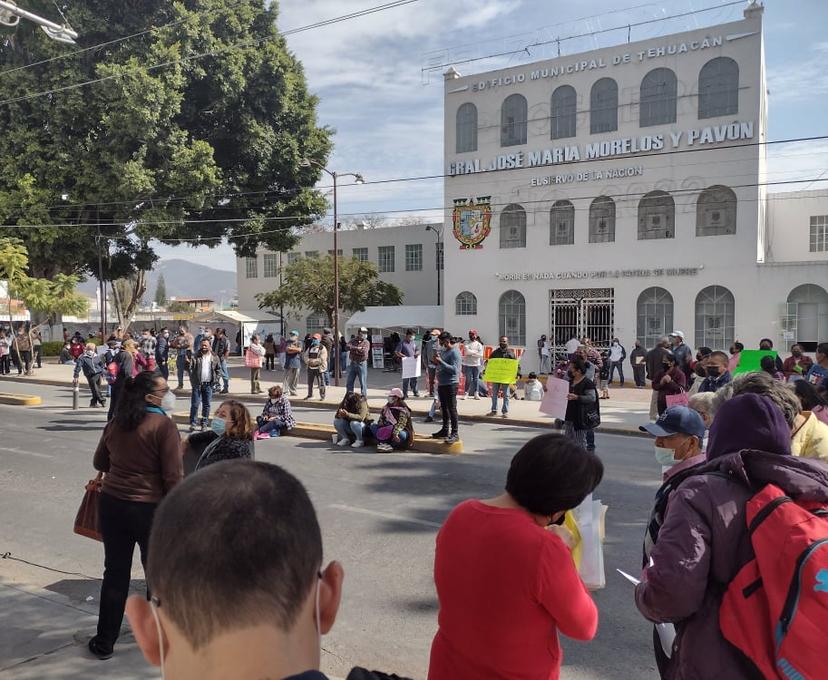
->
[[157, 0, 828, 271]]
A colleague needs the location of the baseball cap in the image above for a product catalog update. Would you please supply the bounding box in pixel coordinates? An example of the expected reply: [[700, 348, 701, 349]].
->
[[312, 333, 321, 339], [639, 406, 705, 440], [387, 387, 404, 399], [289, 329, 299, 336], [669, 330, 685, 339], [359, 326, 369, 334], [431, 329, 440, 336]]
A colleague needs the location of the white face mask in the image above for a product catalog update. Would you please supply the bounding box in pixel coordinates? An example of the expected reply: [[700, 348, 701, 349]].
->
[[160, 391, 176, 413], [654, 445, 679, 467]]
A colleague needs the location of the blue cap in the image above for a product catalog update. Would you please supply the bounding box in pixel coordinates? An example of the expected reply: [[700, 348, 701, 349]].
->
[[639, 406, 705, 440]]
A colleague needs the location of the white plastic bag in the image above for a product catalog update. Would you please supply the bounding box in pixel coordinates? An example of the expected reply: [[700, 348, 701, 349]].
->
[[572, 493, 607, 590]]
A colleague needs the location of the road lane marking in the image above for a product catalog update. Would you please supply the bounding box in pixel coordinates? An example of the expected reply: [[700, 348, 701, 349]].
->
[[328, 504, 442, 529], [0, 446, 53, 459]]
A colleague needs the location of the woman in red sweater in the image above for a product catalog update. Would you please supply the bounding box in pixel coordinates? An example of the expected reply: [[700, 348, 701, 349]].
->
[[429, 434, 603, 680]]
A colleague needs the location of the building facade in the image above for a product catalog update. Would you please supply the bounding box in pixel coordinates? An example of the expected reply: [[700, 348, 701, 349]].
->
[[442, 3, 828, 371], [236, 222, 442, 334]]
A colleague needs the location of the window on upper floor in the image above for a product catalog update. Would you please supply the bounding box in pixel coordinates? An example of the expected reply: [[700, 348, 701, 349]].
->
[[245, 257, 258, 279], [640, 67, 677, 127], [287, 252, 301, 265], [811, 215, 828, 252], [263, 253, 278, 278], [352, 247, 368, 262], [590, 78, 618, 133], [589, 196, 616, 243], [550, 85, 577, 140], [327, 249, 343, 257], [501, 94, 528, 147], [456, 102, 478, 153], [305, 250, 319, 259], [696, 185, 737, 236], [405, 243, 423, 271], [499, 204, 526, 248], [549, 200, 575, 245], [378, 245, 395, 273], [698, 57, 739, 119], [638, 190, 675, 240]]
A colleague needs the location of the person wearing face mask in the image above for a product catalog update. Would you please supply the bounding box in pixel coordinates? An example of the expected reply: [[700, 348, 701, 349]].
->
[[782, 343, 813, 380], [395, 328, 421, 399], [255, 385, 295, 440], [346, 326, 371, 398], [488, 336, 517, 418], [126, 461, 408, 680], [757, 337, 784, 374], [73, 342, 106, 408], [630, 340, 647, 388], [429, 434, 603, 680], [88, 371, 182, 660], [369, 388, 414, 452], [283, 330, 303, 396], [431, 331, 462, 444], [697, 350, 731, 394], [246, 333, 266, 395], [651, 351, 687, 416], [302, 334, 328, 401], [805, 342, 828, 387], [608, 337, 626, 386], [461, 330, 483, 400], [186, 339, 220, 432], [173, 327, 193, 390], [155, 328, 170, 381], [188, 400, 255, 471]]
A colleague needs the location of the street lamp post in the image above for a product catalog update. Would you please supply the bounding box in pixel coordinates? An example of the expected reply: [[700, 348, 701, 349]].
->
[[426, 224, 443, 306], [0, 0, 79, 43], [300, 159, 364, 387]]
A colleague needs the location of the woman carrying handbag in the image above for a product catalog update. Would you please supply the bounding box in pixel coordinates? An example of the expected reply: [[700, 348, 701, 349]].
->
[[245, 334, 266, 394], [87, 370, 182, 660], [563, 356, 601, 450]]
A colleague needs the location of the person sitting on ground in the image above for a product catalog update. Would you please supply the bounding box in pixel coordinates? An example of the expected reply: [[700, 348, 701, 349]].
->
[[59, 342, 75, 364], [369, 388, 414, 453], [429, 434, 603, 680], [792, 379, 828, 425], [651, 351, 687, 416], [760, 354, 785, 381], [697, 350, 731, 393], [712, 371, 828, 462], [126, 460, 410, 680], [186, 400, 255, 471], [634, 393, 828, 680], [523, 372, 545, 401], [333, 392, 370, 448], [255, 385, 295, 440]]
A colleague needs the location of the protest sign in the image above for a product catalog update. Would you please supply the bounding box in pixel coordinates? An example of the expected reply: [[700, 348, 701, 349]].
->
[[484, 357, 519, 384], [401, 356, 421, 379], [733, 350, 777, 375], [539, 376, 569, 419]]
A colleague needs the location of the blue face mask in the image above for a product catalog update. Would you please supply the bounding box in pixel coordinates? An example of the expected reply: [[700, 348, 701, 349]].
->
[[211, 417, 226, 435]]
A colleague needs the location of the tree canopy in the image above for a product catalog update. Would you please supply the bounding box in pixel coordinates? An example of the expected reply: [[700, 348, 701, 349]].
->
[[0, 0, 332, 287], [256, 255, 404, 327]]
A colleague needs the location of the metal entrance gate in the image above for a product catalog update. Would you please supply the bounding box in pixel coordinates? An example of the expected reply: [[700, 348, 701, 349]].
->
[[549, 288, 615, 358]]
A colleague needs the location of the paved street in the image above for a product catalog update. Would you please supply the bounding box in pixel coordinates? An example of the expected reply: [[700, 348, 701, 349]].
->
[[0, 382, 662, 679]]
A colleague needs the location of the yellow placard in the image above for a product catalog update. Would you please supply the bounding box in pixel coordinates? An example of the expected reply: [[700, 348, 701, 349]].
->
[[484, 358, 519, 385]]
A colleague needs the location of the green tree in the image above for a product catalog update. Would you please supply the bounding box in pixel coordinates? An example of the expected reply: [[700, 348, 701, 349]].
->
[[256, 255, 403, 327], [0, 0, 332, 311], [0, 238, 87, 370], [154, 274, 168, 307]]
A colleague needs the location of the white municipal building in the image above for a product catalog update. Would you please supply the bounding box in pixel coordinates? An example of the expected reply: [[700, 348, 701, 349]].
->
[[441, 2, 828, 366]]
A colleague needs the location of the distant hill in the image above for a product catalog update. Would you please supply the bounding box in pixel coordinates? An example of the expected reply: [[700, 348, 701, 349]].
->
[[77, 259, 237, 305]]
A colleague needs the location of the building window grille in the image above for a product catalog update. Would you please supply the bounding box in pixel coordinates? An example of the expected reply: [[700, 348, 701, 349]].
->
[[500, 203, 527, 249], [638, 190, 675, 240], [698, 57, 739, 119], [549, 200, 574, 245], [590, 78, 618, 133], [455, 291, 477, 315], [456, 102, 478, 153], [551, 85, 577, 139], [378, 245, 395, 273], [501, 94, 528, 147], [640, 67, 677, 127]]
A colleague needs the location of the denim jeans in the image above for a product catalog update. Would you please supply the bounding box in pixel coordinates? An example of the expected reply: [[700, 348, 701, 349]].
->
[[258, 417, 288, 436], [334, 418, 365, 441], [176, 351, 188, 387], [369, 423, 408, 447], [402, 376, 418, 398], [219, 358, 230, 391], [609, 361, 625, 385], [491, 383, 510, 414], [346, 361, 368, 396], [189, 382, 213, 425], [462, 365, 480, 396], [586, 428, 595, 449]]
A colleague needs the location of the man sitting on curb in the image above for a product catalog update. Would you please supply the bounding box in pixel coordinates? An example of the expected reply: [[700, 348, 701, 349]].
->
[[126, 460, 409, 680]]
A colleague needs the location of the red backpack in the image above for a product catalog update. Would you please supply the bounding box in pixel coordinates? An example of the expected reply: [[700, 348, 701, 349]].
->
[[720, 483, 828, 679]]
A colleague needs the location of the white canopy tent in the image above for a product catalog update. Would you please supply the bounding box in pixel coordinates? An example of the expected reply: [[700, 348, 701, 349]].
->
[[344, 306, 443, 332]]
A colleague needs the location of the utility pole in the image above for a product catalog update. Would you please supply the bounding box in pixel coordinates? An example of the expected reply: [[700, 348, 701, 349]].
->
[[0, 1, 79, 43]]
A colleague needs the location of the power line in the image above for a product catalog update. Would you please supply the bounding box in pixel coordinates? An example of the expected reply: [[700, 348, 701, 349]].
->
[[1, 177, 826, 241], [0, 0, 422, 107]]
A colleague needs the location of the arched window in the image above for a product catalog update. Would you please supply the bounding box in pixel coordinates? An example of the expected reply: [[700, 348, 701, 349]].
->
[[696, 185, 737, 236], [637, 287, 674, 349], [549, 200, 574, 245], [501, 94, 527, 147], [455, 291, 477, 316], [456, 102, 477, 153], [640, 67, 677, 127], [698, 57, 739, 119], [590, 78, 618, 133], [786, 284, 828, 346], [638, 190, 675, 240], [500, 203, 526, 249], [499, 290, 526, 346], [550, 85, 577, 139], [695, 286, 735, 351], [589, 196, 616, 243]]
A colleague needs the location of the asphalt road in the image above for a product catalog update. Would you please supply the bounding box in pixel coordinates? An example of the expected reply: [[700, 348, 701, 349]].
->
[[0, 382, 662, 679]]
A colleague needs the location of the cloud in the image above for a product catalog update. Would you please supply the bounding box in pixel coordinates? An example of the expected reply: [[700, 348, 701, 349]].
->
[[767, 42, 828, 103]]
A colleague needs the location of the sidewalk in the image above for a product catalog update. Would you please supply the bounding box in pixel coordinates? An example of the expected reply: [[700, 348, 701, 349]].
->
[[0, 360, 652, 437]]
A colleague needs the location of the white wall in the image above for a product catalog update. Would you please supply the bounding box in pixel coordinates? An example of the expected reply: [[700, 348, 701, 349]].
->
[[765, 189, 828, 263]]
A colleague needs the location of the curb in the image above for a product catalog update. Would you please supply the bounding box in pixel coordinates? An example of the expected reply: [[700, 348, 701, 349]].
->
[[0, 375, 647, 437], [0, 392, 42, 406]]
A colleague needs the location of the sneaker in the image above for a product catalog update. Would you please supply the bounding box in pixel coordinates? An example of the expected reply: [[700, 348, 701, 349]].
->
[[444, 434, 459, 445], [501, 412, 509, 418], [320, 394, 326, 401], [473, 394, 480, 400], [423, 416, 434, 423], [487, 410, 497, 416], [351, 439, 364, 448], [336, 437, 350, 447], [254, 431, 268, 441], [413, 392, 420, 398], [88, 636, 113, 660], [431, 430, 448, 439], [189, 423, 197, 432], [220, 389, 229, 395], [460, 395, 467, 400], [377, 443, 393, 453], [303, 396, 312, 400]]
